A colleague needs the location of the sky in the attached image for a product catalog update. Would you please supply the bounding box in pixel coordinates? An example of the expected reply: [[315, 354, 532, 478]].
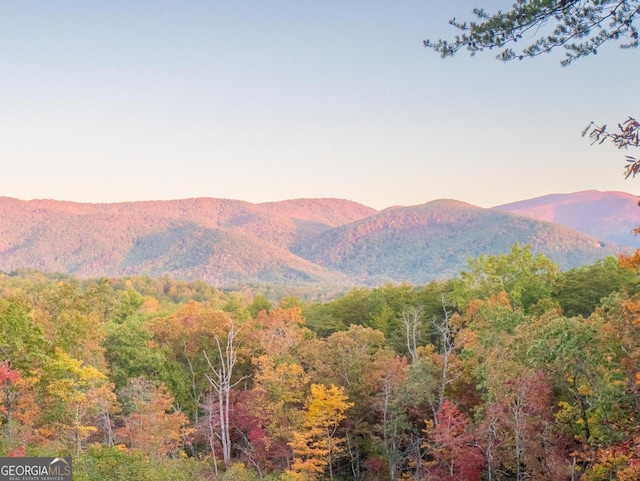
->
[[1, 1, 639, 210]]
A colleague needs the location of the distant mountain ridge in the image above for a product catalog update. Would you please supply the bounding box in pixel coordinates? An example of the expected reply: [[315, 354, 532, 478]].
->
[[0, 192, 635, 286], [292, 199, 620, 284], [0, 197, 374, 285], [493, 190, 640, 247]]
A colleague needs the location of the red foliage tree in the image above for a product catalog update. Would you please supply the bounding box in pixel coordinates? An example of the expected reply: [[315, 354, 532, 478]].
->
[[424, 400, 484, 481]]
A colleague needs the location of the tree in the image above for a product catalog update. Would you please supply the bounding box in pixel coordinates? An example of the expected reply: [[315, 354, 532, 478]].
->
[[116, 376, 190, 460], [453, 244, 560, 313], [204, 315, 248, 466], [302, 325, 393, 480], [247, 294, 272, 318], [240, 356, 308, 473], [424, 1, 640, 174], [289, 384, 353, 481], [524, 312, 634, 476], [423, 400, 484, 481], [151, 302, 238, 423], [424, 1, 640, 65], [42, 349, 116, 456], [402, 307, 423, 364], [0, 362, 21, 442], [482, 369, 560, 481], [104, 315, 166, 390], [234, 307, 311, 474], [584, 117, 640, 180], [373, 355, 427, 481], [553, 257, 640, 317], [0, 299, 48, 371]]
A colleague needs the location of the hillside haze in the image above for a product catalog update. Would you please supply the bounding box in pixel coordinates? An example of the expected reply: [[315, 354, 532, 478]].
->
[[0, 193, 633, 286], [292, 199, 621, 284], [0, 197, 374, 285], [494, 190, 640, 247]]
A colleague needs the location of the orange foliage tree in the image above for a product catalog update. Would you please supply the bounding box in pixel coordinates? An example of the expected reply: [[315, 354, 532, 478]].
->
[[115, 376, 190, 459]]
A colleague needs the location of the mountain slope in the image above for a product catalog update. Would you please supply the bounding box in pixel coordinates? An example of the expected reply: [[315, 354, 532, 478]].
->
[[0, 195, 630, 287], [493, 190, 640, 247], [258, 198, 378, 248], [293, 200, 624, 284], [0, 197, 365, 285]]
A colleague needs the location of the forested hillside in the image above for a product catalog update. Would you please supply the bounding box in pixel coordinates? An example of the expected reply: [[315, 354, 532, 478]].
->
[[494, 190, 640, 248], [0, 197, 373, 286], [0, 195, 629, 286], [293, 199, 622, 283], [1, 245, 640, 480]]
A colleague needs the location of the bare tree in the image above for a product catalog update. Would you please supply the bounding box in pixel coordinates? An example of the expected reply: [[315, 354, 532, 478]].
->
[[433, 297, 460, 412], [203, 316, 248, 465], [402, 306, 423, 364]]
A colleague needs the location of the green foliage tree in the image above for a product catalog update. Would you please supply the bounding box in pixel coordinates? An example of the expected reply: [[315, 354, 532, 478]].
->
[[453, 243, 560, 312], [248, 294, 273, 318], [424, 0, 639, 64], [524, 312, 634, 476], [0, 299, 48, 371], [554, 256, 640, 317], [303, 289, 368, 337], [424, 0, 639, 176], [104, 316, 166, 390]]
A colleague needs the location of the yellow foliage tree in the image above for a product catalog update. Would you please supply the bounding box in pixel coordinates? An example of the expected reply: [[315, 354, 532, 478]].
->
[[289, 384, 353, 481], [43, 349, 116, 456]]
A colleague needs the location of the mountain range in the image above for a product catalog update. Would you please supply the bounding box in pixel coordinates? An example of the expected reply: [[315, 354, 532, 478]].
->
[[0, 190, 638, 286]]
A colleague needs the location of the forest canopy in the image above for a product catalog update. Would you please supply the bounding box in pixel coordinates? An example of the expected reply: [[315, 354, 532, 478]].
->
[[1, 247, 640, 480]]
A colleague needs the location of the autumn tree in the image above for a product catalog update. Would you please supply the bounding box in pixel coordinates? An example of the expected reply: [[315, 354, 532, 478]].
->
[[574, 292, 640, 480], [601, 291, 640, 388], [372, 355, 430, 481], [423, 400, 483, 481], [481, 369, 561, 481], [234, 308, 310, 474], [302, 325, 394, 480], [289, 384, 353, 481], [116, 376, 190, 460], [151, 302, 239, 423], [525, 312, 634, 477], [241, 356, 308, 473], [0, 367, 43, 450], [0, 362, 21, 443], [41, 349, 116, 456]]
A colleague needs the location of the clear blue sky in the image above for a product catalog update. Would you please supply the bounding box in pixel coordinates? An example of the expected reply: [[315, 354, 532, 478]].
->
[[1, 1, 638, 210]]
